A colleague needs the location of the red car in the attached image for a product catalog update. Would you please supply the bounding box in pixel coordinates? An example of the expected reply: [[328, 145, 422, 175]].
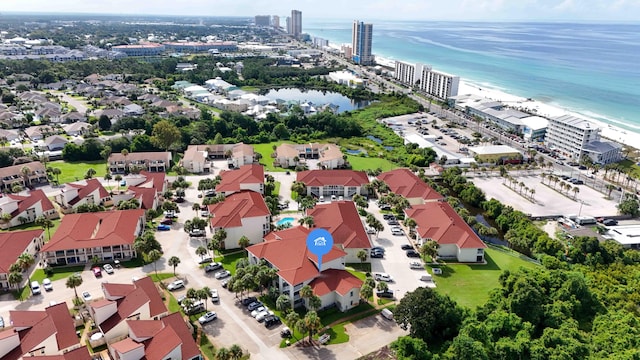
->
[[160, 218, 173, 225], [92, 267, 102, 277]]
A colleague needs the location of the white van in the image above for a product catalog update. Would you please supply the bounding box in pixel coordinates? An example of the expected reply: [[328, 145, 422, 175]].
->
[[31, 281, 41, 295], [419, 274, 433, 282], [381, 308, 394, 320]]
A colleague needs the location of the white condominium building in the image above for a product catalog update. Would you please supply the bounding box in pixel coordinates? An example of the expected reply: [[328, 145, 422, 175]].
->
[[394, 61, 425, 86], [352, 21, 373, 65], [545, 114, 621, 164], [419, 68, 460, 99]]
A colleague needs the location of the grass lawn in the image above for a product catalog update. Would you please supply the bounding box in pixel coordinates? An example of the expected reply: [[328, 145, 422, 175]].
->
[[318, 302, 375, 327], [252, 142, 287, 172], [149, 273, 175, 282], [618, 159, 640, 178], [433, 247, 540, 309], [215, 251, 247, 275], [321, 324, 349, 345], [167, 292, 181, 312], [346, 155, 397, 172], [49, 160, 107, 183], [272, 181, 281, 197], [200, 335, 217, 360], [2, 218, 61, 242], [240, 86, 260, 92], [31, 265, 84, 283], [346, 263, 371, 274]]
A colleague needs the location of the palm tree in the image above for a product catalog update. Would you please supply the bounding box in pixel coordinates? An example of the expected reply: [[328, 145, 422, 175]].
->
[[195, 246, 208, 260], [213, 228, 227, 250], [229, 344, 243, 360], [276, 294, 291, 312], [35, 216, 54, 240], [518, 182, 525, 194], [420, 240, 438, 261], [168, 256, 180, 276], [20, 165, 31, 188], [216, 347, 230, 360], [146, 249, 162, 276], [404, 217, 417, 233], [17, 253, 35, 272], [66, 274, 83, 299], [51, 167, 61, 185], [198, 287, 211, 310], [103, 173, 112, 189], [299, 216, 314, 228], [605, 184, 616, 199], [308, 295, 322, 311], [356, 249, 368, 263], [300, 311, 322, 343], [207, 237, 221, 257], [85, 168, 96, 179], [530, 188, 536, 200], [360, 284, 373, 303], [376, 281, 389, 292], [299, 284, 313, 302], [8, 271, 23, 291], [573, 186, 579, 199], [238, 235, 250, 249]]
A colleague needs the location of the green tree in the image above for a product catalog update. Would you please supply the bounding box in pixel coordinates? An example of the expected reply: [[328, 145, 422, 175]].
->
[[195, 246, 208, 260], [299, 311, 322, 343], [17, 253, 35, 272], [8, 271, 23, 291], [215, 347, 230, 360], [197, 287, 211, 310], [168, 256, 181, 276], [276, 294, 291, 312], [98, 114, 112, 131], [66, 273, 83, 299], [228, 344, 243, 360], [238, 235, 250, 249], [360, 283, 373, 303], [618, 195, 639, 217], [151, 119, 181, 151], [391, 336, 433, 360], [308, 295, 322, 311], [35, 216, 54, 240], [419, 240, 438, 261], [146, 249, 163, 276], [356, 249, 368, 263], [394, 287, 465, 344]]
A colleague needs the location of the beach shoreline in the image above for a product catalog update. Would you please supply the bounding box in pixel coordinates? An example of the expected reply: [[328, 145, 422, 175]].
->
[[370, 54, 638, 148]]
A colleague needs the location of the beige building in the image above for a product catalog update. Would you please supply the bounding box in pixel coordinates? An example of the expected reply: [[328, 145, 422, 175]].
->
[[108, 152, 171, 174], [274, 143, 344, 169]]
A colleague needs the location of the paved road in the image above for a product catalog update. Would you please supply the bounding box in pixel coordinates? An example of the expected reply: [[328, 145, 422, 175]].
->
[[50, 91, 89, 114]]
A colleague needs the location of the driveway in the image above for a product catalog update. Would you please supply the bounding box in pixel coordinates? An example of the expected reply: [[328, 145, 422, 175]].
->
[[269, 171, 296, 211]]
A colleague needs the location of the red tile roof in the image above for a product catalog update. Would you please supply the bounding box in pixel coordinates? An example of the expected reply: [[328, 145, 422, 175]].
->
[[309, 269, 363, 297], [307, 201, 372, 249], [6, 303, 77, 360], [377, 169, 443, 201], [127, 186, 155, 209], [41, 209, 145, 252], [0, 229, 43, 273], [127, 319, 164, 339], [133, 276, 168, 318], [7, 189, 55, 218], [102, 283, 136, 298], [154, 313, 201, 360], [297, 170, 369, 187], [29, 346, 91, 360], [65, 178, 110, 206], [143, 324, 182, 360], [110, 338, 144, 355], [208, 190, 270, 229], [138, 171, 166, 191], [248, 226, 347, 285], [216, 164, 264, 194], [405, 202, 487, 249], [98, 287, 149, 333]]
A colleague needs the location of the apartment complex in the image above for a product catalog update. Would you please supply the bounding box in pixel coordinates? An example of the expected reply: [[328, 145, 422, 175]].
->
[[352, 21, 373, 65], [545, 114, 621, 164], [290, 10, 302, 38], [254, 15, 271, 27], [394, 61, 460, 99]]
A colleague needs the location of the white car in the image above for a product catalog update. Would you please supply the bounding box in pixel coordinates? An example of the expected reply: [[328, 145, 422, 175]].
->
[[366, 227, 376, 234], [210, 289, 219, 303], [103, 264, 114, 274], [42, 278, 53, 291], [82, 291, 92, 302], [215, 270, 231, 279], [167, 280, 185, 291], [391, 228, 404, 236], [374, 273, 393, 282], [409, 261, 424, 269], [251, 306, 266, 318], [198, 311, 217, 324], [256, 310, 275, 322]]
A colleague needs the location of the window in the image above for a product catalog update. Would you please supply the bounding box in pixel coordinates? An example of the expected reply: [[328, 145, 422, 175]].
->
[[350, 291, 353, 297]]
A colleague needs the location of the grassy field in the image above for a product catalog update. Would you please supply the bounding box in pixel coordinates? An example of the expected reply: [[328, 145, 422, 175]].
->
[[433, 247, 540, 309], [49, 160, 107, 183], [252, 142, 286, 172], [618, 159, 640, 178], [346, 155, 397, 172], [200, 335, 217, 360], [1, 218, 61, 242], [31, 265, 85, 283], [215, 251, 247, 275]]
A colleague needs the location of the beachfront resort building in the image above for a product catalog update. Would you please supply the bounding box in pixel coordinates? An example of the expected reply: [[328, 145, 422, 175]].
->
[[545, 115, 622, 164], [394, 61, 460, 99], [254, 15, 271, 27], [289, 10, 302, 38], [352, 21, 373, 65]]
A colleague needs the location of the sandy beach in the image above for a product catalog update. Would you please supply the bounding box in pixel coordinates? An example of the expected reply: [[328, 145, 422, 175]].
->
[[368, 54, 638, 148]]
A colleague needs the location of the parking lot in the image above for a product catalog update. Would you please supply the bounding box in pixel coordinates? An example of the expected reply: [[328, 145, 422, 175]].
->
[[472, 174, 621, 217]]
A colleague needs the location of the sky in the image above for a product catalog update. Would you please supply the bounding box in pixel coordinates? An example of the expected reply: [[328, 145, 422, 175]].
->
[[2, 0, 640, 21]]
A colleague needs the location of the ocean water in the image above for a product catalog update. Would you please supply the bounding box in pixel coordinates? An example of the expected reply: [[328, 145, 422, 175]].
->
[[305, 20, 640, 134]]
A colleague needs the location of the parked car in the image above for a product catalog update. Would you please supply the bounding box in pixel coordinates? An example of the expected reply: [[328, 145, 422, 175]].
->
[[603, 219, 618, 226], [391, 228, 404, 236], [92, 267, 102, 277], [221, 279, 229, 289], [401, 244, 413, 250], [366, 227, 376, 234], [382, 214, 395, 220], [189, 229, 206, 237], [42, 278, 53, 291], [379, 204, 392, 211], [157, 224, 171, 231], [370, 251, 384, 259], [200, 210, 209, 217], [376, 289, 394, 299], [160, 218, 173, 225], [251, 307, 266, 318], [198, 311, 218, 324], [177, 295, 187, 305], [184, 300, 205, 315], [247, 301, 263, 311], [205, 262, 223, 272], [198, 256, 213, 265], [242, 297, 258, 307], [387, 220, 400, 226], [371, 246, 385, 253], [264, 315, 281, 328], [409, 261, 423, 269], [374, 273, 393, 282], [103, 264, 114, 274], [256, 310, 275, 322], [406, 250, 420, 258], [167, 280, 185, 291], [210, 289, 219, 303], [82, 291, 92, 301], [215, 270, 231, 279], [281, 327, 292, 338], [164, 210, 177, 218]]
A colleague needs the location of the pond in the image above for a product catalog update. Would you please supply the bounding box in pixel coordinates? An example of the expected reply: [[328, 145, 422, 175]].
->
[[345, 149, 367, 155], [263, 88, 369, 113], [366, 135, 383, 144]]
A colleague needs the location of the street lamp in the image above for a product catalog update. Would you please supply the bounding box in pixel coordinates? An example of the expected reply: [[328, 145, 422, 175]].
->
[[578, 200, 584, 217]]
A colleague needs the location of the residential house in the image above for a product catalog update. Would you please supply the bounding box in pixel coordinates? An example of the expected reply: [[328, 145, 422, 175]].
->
[[0, 230, 44, 289], [180, 143, 255, 173], [297, 170, 369, 199], [0, 303, 80, 360], [35, 107, 62, 123], [123, 104, 144, 116], [108, 312, 202, 360], [29, 346, 91, 360], [0, 162, 48, 192], [0, 189, 58, 229], [405, 202, 487, 263], [41, 209, 145, 265], [55, 178, 111, 212], [88, 277, 169, 343], [112, 172, 167, 210], [215, 164, 264, 196], [63, 122, 90, 136], [61, 112, 86, 123], [24, 126, 56, 141], [108, 152, 171, 174], [377, 168, 444, 205], [138, 93, 162, 103], [247, 226, 362, 311], [207, 191, 271, 250], [44, 135, 68, 151], [307, 201, 373, 262], [205, 77, 237, 94], [275, 143, 345, 169], [95, 109, 124, 123], [0, 128, 19, 142]]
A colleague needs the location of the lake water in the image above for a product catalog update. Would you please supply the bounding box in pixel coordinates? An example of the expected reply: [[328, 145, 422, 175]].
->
[[263, 88, 369, 113]]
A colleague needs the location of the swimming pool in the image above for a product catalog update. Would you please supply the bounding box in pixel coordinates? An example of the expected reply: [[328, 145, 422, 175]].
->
[[276, 217, 295, 226]]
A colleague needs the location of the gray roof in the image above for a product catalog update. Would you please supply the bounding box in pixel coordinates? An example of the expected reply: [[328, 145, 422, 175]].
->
[[582, 141, 622, 153]]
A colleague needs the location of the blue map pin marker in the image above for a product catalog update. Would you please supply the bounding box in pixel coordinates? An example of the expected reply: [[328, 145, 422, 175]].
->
[[306, 228, 334, 272]]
